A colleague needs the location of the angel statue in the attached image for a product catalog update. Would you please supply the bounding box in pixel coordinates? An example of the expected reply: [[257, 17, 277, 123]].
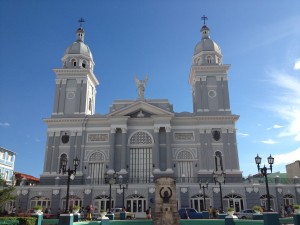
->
[[134, 74, 148, 100]]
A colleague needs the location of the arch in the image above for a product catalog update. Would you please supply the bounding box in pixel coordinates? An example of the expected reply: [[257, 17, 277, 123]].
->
[[176, 150, 194, 160], [88, 151, 106, 185], [206, 55, 212, 64], [175, 150, 195, 183], [30, 196, 51, 211], [89, 152, 105, 162], [214, 151, 223, 172], [82, 60, 87, 68], [61, 195, 82, 212], [94, 195, 112, 212], [59, 153, 68, 172], [126, 194, 147, 213], [223, 194, 244, 212], [191, 194, 210, 211], [128, 130, 154, 145], [71, 58, 77, 67], [259, 194, 275, 211], [283, 194, 294, 206]]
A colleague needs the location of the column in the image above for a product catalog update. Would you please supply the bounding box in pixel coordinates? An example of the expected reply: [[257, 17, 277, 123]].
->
[[121, 128, 127, 172], [153, 126, 160, 172], [109, 128, 116, 172], [166, 126, 172, 171]]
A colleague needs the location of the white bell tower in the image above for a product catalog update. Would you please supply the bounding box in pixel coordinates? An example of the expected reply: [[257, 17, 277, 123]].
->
[[52, 19, 99, 116]]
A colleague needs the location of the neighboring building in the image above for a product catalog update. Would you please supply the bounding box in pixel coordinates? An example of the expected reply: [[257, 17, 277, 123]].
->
[[0, 147, 16, 186], [286, 161, 300, 179], [14, 21, 300, 216], [14, 172, 40, 186]]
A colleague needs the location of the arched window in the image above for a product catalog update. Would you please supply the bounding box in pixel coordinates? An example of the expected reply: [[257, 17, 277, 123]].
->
[[71, 59, 77, 67], [59, 154, 68, 172], [176, 150, 194, 183], [215, 151, 223, 172], [30, 196, 51, 211], [129, 131, 153, 183], [82, 60, 86, 68], [283, 194, 294, 206], [223, 194, 244, 212], [191, 194, 210, 211], [126, 194, 147, 214], [95, 195, 112, 212], [260, 194, 275, 211], [62, 195, 81, 212], [207, 55, 212, 64], [88, 152, 106, 185]]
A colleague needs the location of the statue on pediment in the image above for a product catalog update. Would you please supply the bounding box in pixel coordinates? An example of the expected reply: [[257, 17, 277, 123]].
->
[[135, 75, 148, 100]]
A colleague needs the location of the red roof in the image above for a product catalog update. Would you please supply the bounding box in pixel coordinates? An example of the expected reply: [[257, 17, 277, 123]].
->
[[14, 172, 40, 182]]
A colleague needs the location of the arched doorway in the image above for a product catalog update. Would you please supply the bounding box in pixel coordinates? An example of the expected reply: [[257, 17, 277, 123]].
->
[[191, 194, 210, 211], [61, 195, 81, 212], [260, 194, 275, 211], [30, 196, 51, 211], [223, 194, 244, 212], [126, 194, 147, 218], [94, 195, 112, 212]]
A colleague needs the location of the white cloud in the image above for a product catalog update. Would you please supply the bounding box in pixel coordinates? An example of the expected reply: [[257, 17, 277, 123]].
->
[[294, 59, 300, 70], [0, 122, 10, 127], [237, 132, 249, 137], [267, 70, 300, 141], [273, 147, 300, 165], [273, 124, 283, 129], [261, 139, 277, 144]]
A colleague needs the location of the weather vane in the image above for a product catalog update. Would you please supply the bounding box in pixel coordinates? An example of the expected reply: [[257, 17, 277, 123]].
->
[[78, 17, 85, 27], [201, 15, 208, 25]]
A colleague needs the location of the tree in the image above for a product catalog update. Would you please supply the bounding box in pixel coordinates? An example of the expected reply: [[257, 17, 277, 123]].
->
[[0, 175, 15, 211]]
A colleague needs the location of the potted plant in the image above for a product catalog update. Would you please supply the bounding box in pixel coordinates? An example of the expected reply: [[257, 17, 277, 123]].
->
[[73, 205, 80, 214], [99, 209, 107, 219], [294, 204, 300, 214], [253, 205, 262, 214], [33, 205, 43, 214], [227, 207, 235, 216]]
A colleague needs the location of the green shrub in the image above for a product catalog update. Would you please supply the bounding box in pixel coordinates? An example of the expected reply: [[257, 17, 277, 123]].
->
[[17, 218, 36, 225], [0, 217, 35, 225]]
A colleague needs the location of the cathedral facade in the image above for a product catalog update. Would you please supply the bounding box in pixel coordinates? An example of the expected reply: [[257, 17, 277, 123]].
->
[[14, 22, 300, 217]]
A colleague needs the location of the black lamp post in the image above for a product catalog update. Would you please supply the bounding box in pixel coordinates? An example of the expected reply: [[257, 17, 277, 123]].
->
[[213, 171, 226, 213], [60, 157, 80, 213], [105, 172, 117, 213], [118, 175, 128, 209], [255, 154, 274, 212], [199, 181, 209, 211]]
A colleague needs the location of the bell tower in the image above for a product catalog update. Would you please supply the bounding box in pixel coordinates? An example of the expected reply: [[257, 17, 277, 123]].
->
[[189, 18, 231, 115], [52, 19, 99, 117]]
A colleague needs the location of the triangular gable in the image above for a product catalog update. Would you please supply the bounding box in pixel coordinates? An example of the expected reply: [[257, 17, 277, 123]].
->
[[108, 101, 174, 117]]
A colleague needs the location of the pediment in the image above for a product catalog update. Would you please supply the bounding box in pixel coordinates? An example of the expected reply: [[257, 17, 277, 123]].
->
[[108, 101, 174, 118]]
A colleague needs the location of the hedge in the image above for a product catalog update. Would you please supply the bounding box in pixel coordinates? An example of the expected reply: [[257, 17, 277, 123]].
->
[[0, 217, 36, 225]]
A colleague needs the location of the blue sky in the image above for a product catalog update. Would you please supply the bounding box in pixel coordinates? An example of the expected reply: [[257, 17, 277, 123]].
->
[[1, 1, 300, 178]]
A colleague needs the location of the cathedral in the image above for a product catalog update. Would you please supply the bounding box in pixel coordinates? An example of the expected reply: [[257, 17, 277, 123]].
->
[[14, 21, 300, 218]]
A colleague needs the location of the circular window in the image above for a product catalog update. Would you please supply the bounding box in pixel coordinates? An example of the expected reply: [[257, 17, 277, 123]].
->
[[208, 90, 216, 98], [67, 92, 75, 99], [61, 133, 70, 144]]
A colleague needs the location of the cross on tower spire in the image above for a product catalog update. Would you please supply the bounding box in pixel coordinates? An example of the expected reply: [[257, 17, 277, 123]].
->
[[201, 15, 208, 25], [78, 17, 85, 28]]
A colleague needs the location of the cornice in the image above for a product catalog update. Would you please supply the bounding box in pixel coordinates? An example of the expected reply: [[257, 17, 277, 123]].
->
[[53, 68, 99, 85]]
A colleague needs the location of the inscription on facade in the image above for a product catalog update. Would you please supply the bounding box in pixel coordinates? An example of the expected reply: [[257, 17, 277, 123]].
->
[[174, 132, 194, 141], [88, 133, 109, 142]]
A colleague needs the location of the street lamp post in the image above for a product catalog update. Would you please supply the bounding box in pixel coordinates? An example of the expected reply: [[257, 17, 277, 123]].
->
[[255, 154, 274, 212], [118, 175, 128, 209], [105, 172, 117, 213], [59, 157, 80, 213], [213, 171, 226, 213], [199, 181, 209, 211]]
